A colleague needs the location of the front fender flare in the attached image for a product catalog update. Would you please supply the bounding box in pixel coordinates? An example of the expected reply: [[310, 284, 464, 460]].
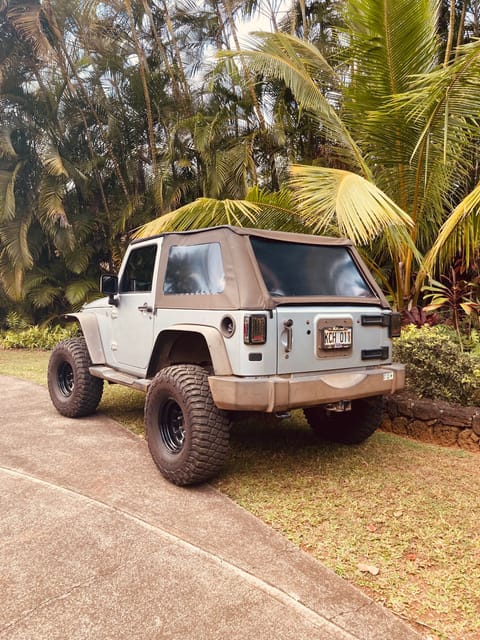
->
[[65, 313, 105, 365]]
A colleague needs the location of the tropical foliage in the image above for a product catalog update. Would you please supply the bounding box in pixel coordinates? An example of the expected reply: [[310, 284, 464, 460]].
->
[[393, 323, 480, 405], [1, 0, 480, 320]]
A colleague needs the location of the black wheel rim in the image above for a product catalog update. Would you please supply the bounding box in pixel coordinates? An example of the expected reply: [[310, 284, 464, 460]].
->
[[159, 398, 185, 454], [57, 361, 74, 397]]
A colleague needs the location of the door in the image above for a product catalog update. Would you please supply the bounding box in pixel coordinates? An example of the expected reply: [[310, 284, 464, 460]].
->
[[111, 242, 159, 372]]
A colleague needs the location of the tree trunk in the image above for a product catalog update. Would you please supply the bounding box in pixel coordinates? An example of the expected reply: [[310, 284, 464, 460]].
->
[[124, 0, 157, 175]]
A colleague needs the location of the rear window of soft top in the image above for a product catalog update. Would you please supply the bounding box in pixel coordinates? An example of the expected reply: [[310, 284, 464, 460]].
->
[[250, 236, 375, 298]]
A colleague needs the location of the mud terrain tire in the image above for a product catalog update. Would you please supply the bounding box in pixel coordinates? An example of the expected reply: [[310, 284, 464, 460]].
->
[[145, 364, 231, 486], [48, 337, 104, 418]]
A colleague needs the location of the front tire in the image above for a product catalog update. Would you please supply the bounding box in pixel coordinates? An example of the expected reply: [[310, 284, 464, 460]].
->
[[48, 337, 104, 418], [145, 365, 231, 486], [304, 396, 384, 444]]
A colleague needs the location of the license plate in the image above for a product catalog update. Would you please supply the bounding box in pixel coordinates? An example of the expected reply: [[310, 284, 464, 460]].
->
[[322, 327, 352, 350]]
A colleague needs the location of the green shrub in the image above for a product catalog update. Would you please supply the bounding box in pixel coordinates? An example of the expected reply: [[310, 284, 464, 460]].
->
[[463, 328, 480, 359], [0, 324, 78, 350], [393, 324, 480, 405], [5, 311, 30, 331]]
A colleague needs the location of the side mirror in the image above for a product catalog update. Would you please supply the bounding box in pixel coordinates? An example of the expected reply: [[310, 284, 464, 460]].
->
[[100, 274, 119, 306]]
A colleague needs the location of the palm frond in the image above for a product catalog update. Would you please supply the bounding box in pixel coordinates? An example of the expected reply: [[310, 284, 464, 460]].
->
[[212, 138, 256, 199], [420, 182, 480, 279], [0, 128, 18, 159], [342, 0, 442, 219], [38, 175, 68, 227], [7, 2, 53, 59], [65, 278, 98, 305], [113, 194, 143, 233], [220, 31, 372, 178], [244, 186, 306, 232], [403, 39, 480, 123], [395, 39, 480, 169], [63, 246, 93, 274], [150, 170, 164, 212], [27, 283, 62, 309], [189, 112, 225, 155], [0, 216, 33, 270], [0, 252, 24, 301], [133, 197, 262, 237], [52, 225, 78, 255], [40, 147, 68, 177], [0, 163, 23, 222], [288, 165, 413, 244], [343, 0, 439, 101], [246, 185, 293, 210]]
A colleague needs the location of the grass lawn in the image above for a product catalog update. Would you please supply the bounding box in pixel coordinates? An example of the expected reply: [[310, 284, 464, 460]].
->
[[1, 348, 479, 640]]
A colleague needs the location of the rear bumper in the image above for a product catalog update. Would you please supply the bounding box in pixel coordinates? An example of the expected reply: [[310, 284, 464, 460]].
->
[[208, 363, 405, 412]]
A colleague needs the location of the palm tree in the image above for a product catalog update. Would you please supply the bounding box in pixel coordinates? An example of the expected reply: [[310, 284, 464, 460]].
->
[[138, 0, 480, 311], [0, 0, 137, 313], [4, 0, 480, 319], [296, 0, 480, 307], [0, 0, 267, 317]]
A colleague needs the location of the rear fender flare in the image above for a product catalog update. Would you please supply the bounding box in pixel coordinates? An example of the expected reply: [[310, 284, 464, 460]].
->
[[150, 324, 232, 376]]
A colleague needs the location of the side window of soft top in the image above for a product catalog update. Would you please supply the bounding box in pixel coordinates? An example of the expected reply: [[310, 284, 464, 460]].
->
[[119, 244, 158, 293], [163, 242, 225, 295]]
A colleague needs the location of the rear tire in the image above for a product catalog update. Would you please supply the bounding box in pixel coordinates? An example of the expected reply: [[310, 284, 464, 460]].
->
[[145, 364, 231, 486], [304, 396, 384, 444], [48, 337, 104, 418]]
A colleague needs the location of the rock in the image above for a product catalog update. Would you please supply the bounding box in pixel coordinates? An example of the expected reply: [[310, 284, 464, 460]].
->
[[383, 395, 399, 418], [357, 563, 379, 576], [433, 424, 461, 447], [391, 416, 409, 435], [411, 399, 440, 421], [438, 405, 474, 428], [394, 395, 415, 418], [457, 429, 480, 452], [472, 412, 480, 437], [407, 420, 435, 443], [385, 392, 480, 454], [380, 416, 393, 432]]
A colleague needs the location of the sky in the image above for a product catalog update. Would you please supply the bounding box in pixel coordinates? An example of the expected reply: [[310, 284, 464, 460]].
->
[[235, 1, 290, 42]]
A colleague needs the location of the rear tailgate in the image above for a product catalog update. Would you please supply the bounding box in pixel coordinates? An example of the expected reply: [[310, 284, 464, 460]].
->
[[275, 305, 393, 375]]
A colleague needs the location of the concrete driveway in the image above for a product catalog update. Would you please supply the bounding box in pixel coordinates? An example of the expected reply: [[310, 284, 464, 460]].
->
[[0, 375, 423, 639]]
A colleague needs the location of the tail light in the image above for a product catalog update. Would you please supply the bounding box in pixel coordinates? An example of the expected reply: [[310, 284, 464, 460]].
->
[[244, 314, 267, 344]]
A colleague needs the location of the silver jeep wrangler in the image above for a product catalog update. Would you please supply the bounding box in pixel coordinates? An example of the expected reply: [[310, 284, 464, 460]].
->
[[48, 226, 404, 485]]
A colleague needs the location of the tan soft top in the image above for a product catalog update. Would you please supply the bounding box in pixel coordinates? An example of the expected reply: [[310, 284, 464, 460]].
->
[[140, 226, 389, 310], [133, 224, 354, 247]]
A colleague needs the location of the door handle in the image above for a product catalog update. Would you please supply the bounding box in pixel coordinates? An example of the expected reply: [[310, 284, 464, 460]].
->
[[138, 303, 153, 313]]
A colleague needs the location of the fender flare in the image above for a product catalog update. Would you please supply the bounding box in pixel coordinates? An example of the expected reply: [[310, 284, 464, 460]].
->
[[65, 313, 106, 365], [156, 324, 233, 376]]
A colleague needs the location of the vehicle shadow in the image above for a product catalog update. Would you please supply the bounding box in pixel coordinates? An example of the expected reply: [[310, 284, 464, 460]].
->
[[225, 410, 372, 474], [221, 409, 437, 485]]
